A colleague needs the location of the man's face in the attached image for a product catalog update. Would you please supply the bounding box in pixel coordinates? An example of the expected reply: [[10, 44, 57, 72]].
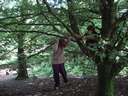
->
[[88, 29, 93, 33], [87, 25, 94, 33]]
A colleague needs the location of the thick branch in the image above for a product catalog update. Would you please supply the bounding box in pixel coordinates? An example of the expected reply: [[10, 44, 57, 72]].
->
[[36, 0, 61, 34], [43, 0, 72, 33], [100, 0, 114, 38], [66, 0, 89, 56]]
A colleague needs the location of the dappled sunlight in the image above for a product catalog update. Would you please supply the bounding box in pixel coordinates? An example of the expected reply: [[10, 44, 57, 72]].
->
[[0, 0, 128, 95], [0, 68, 17, 81]]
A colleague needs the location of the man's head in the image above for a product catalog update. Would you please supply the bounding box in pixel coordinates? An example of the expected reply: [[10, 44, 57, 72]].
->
[[59, 38, 66, 48], [87, 25, 95, 32]]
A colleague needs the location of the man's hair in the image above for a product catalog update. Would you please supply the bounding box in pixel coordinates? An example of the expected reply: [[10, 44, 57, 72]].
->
[[59, 38, 66, 48]]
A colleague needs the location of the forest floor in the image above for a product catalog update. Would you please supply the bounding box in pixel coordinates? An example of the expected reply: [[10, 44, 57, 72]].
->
[[0, 69, 128, 96]]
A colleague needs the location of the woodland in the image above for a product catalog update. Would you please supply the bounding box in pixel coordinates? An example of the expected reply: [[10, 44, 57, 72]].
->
[[0, 0, 128, 96]]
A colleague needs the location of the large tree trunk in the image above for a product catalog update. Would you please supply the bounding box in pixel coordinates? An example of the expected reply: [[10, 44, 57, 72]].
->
[[97, 75, 114, 96], [96, 64, 114, 96], [96, 0, 115, 95], [67, 0, 116, 96], [16, 32, 28, 80]]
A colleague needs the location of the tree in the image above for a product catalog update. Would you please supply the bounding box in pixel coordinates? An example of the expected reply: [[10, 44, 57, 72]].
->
[[14, 0, 30, 80], [43, 0, 128, 96], [16, 32, 28, 80], [0, 0, 127, 95]]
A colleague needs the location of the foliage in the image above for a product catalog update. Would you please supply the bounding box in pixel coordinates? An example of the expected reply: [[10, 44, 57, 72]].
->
[[0, 0, 128, 79]]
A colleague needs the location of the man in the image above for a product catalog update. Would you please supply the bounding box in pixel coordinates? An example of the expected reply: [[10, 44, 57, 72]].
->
[[85, 25, 100, 57], [86, 25, 99, 44], [52, 37, 69, 89]]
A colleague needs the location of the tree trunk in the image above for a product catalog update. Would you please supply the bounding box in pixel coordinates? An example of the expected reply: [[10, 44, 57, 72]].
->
[[96, 64, 114, 96], [100, 0, 114, 38], [97, 76, 114, 96], [16, 33, 28, 80], [96, 0, 115, 95]]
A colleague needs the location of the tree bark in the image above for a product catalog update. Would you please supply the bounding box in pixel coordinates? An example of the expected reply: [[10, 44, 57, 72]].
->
[[96, 0, 115, 95], [96, 64, 114, 96], [97, 75, 114, 96], [16, 32, 28, 80], [100, 0, 114, 38], [67, 0, 89, 55]]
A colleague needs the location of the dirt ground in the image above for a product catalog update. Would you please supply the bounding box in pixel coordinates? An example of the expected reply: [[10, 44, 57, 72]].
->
[[0, 69, 128, 96]]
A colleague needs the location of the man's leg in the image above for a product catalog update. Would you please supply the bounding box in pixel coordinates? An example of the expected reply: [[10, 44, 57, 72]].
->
[[52, 64, 60, 87], [60, 63, 68, 83]]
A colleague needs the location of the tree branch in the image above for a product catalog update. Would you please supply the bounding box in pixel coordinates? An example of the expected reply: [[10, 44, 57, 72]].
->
[[36, 0, 62, 34], [116, 10, 128, 25], [27, 41, 54, 59], [0, 30, 63, 37], [0, 12, 48, 21], [43, 0, 72, 33], [1, 23, 61, 26]]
